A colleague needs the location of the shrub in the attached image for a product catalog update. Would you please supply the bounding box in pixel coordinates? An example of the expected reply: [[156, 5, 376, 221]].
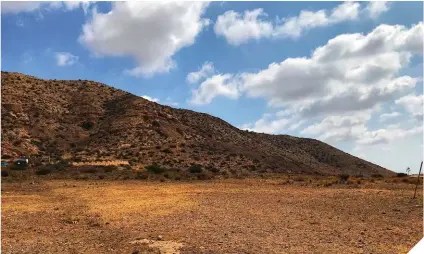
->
[[371, 174, 383, 178], [396, 173, 408, 177], [36, 168, 52, 175], [81, 121, 94, 130], [247, 165, 257, 171], [146, 163, 166, 174], [188, 164, 202, 173], [152, 121, 160, 127], [339, 174, 350, 182], [1, 154, 12, 159], [1, 171, 9, 177], [162, 148, 172, 154], [103, 166, 116, 173], [80, 168, 97, 174]]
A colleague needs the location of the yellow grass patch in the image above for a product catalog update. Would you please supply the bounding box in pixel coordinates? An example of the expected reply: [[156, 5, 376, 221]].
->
[[51, 182, 196, 222], [2, 194, 54, 213]]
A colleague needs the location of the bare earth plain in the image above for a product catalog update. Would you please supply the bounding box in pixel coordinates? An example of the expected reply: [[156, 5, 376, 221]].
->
[[1, 178, 423, 254]]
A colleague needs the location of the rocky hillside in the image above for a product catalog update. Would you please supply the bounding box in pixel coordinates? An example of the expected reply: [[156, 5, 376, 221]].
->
[[1, 71, 394, 177]]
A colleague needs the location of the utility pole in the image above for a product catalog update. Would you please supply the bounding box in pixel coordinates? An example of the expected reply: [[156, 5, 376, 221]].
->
[[413, 161, 423, 199]]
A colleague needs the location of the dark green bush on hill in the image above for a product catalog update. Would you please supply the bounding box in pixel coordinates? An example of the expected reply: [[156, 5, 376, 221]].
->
[[189, 164, 202, 173], [146, 163, 166, 174]]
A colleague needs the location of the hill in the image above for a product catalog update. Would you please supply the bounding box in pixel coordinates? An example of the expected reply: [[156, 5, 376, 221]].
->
[[1, 71, 394, 177]]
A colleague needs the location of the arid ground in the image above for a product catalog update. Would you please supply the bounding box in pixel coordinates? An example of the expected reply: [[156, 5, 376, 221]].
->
[[1, 178, 423, 254]]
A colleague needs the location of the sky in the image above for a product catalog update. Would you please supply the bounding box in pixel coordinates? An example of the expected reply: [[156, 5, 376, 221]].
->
[[1, 1, 423, 173]]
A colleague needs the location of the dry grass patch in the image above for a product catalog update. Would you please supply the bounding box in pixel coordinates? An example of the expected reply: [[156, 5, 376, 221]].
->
[[1, 194, 54, 213], [50, 181, 196, 222]]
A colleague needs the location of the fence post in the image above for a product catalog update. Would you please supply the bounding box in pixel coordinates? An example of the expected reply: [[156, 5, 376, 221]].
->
[[413, 161, 423, 199]]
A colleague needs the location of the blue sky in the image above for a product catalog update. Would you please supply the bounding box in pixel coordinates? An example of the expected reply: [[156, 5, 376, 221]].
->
[[1, 1, 423, 173]]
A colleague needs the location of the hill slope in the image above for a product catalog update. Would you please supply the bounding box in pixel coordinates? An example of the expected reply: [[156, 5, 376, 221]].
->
[[1, 71, 394, 177]]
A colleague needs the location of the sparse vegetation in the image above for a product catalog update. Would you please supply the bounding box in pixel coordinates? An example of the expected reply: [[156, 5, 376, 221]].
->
[[146, 163, 166, 174], [35, 168, 52, 175], [396, 173, 408, 177], [188, 164, 202, 174]]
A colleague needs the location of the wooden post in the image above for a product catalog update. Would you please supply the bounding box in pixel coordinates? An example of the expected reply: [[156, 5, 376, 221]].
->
[[413, 161, 423, 199]]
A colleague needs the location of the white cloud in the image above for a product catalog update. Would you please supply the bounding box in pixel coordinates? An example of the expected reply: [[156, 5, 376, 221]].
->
[[79, 1, 210, 77], [1, 1, 93, 14], [141, 95, 159, 103], [365, 1, 390, 20], [239, 22, 422, 118], [379, 112, 401, 122], [214, 8, 274, 46], [186, 62, 215, 84], [300, 110, 422, 146], [1, 1, 44, 14], [55, 52, 79, 66], [357, 125, 422, 146], [240, 118, 289, 134], [301, 111, 371, 142], [189, 74, 240, 105], [214, 2, 365, 45], [329, 1, 360, 22], [395, 94, 424, 121]]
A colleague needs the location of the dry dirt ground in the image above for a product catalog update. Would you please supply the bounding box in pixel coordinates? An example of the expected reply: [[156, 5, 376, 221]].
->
[[1, 179, 423, 254]]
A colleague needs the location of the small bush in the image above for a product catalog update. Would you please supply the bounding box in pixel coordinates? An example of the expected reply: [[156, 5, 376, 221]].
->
[[339, 174, 350, 182], [36, 168, 52, 175], [396, 173, 408, 177], [1, 154, 12, 159], [188, 164, 202, 173], [1, 171, 9, 177], [80, 168, 97, 174], [371, 174, 383, 178], [247, 165, 257, 171], [103, 166, 116, 173], [146, 163, 166, 174], [81, 121, 94, 130], [162, 148, 172, 154], [152, 121, 160, 127]]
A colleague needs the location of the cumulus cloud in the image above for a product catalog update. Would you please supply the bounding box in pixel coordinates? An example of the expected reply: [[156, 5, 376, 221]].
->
[[395, 94, 424, 121], [79, 1, 210, 77], [189, 74, 240, 105], [231, 22, 422, 153], [55, 52, 79, 66], [186, 62, 215, 84], [214, 8, 274, 46], [214, 1, 387, 45], [300, 110, 421, 146], [195, 22, 423, 115], [365, 1, 391, 20], [240, 23, 422, 117], [141, 95, 159, 103], [240, 117, 290, 134]]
